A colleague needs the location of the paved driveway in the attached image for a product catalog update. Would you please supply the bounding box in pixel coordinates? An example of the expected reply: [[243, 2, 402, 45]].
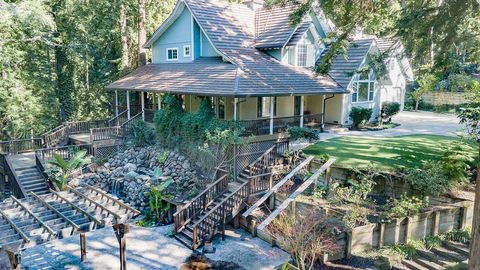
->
[[322, 111, 464, 140]]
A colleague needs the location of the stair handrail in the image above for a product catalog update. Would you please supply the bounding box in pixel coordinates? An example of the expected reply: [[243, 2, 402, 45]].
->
[[192, 180, 249, 249], [173, 166, 228, 232], [35, 152, 53, 190], [108, 109, 129, 127], [3, 155, 28, 198], [42, 125, 68, 148], [0, 138, 43, 155]]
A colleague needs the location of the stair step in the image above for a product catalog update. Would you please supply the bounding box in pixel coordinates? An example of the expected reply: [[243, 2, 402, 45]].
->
[[416, 249, 451, 266], [175, 232, 193, 249], [413, 257, 445, 270], [442, 241, 469, 257], [402, 259, 430, 270], [431, 246, 467, 262]]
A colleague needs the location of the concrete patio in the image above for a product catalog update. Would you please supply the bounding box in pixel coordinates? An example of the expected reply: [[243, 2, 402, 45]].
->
[[15, 225, 289, 270]]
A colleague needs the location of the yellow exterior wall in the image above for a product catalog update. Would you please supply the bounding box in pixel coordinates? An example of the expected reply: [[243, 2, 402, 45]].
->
[[324, 94, 344, 124], [305, 96, 324, 114], [184, 95, 201, 112], [276, 96, 294, 117], [239, 97, 258, 120], [224, 97, 234, 120]]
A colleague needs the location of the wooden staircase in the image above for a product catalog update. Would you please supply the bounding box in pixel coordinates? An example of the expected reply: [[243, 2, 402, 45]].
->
[[399, 241, 469, 270], [174, 144, 282, 250]]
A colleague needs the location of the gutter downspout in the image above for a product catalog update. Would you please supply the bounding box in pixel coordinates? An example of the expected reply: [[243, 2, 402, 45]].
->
[[322, 94, 335, 132]]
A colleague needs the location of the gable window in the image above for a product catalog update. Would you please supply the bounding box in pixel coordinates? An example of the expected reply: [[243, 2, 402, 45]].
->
[[166, 48, 178, 61], [183, 45, 191, 57], [352, 70, 376, 103], [257, 97, 277, 118], [297, 44, 307, 67]]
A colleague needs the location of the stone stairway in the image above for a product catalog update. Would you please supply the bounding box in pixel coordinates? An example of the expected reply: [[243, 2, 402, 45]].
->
[[174, 145, 281, 249], [400, 241, 469, 270]]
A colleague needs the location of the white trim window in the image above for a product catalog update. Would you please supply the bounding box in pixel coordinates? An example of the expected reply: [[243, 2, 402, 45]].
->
[[166, 48, 178, 61], [297, 44, 307, 67], [352, 70, 376, 103], [183, 45, 191, 57]]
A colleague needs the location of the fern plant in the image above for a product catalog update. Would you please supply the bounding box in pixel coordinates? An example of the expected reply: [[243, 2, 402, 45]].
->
[[47, 150, 91, 191]]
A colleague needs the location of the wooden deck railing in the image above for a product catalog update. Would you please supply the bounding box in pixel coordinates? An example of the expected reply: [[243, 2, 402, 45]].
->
[[42, 125, 68, 148], [0, 138, 44, 154], [36, 144, 93, 162], [238, 113, 323, 136], [67, 120, 108, 135], [173, 167, 228, 232], [89, 127, 123, 143]]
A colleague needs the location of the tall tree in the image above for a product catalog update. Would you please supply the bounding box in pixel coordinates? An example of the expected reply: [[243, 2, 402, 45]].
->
[[138, 0, 147, 66], [120, 2, 130, 69]]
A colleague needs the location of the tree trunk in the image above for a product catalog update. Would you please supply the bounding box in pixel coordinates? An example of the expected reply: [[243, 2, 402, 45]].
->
[[138, 0, 147, 66], [468, 145, 480, 270], [120, 3, 130, 69], [415, 99, 420, 112]]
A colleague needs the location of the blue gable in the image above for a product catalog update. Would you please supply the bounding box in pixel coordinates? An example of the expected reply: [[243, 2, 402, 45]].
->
[[151, 3, 220, 64]]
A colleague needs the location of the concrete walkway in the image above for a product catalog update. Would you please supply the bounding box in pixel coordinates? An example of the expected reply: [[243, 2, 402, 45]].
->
[[19, 225, 289, 270], [322, 111, 464, 140]]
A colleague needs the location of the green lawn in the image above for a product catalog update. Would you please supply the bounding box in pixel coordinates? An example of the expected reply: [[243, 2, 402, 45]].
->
[[303, 135, 476, 171]]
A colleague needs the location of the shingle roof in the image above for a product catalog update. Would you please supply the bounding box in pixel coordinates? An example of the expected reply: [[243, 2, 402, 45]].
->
[[254, 5, 299, 49], [326, 39, 374, 88], [287, 21, 311, 46], [376, 38, 398, 54], [107, 0, 346, 96]]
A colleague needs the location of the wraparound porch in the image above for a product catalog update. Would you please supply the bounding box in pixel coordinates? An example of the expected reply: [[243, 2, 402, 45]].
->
[[112, 91, 346, 136]]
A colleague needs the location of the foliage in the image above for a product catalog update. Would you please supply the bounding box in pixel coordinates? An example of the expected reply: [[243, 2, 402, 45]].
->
[[287, 127, 319, 141], [442, 228, 471, 244], [381, 102, 400, 123], [441, 142, 475, 185], [381, 195, 428, 221], [405, 161, 451, 196], [47, 150, 91, 191], [349, 107, 373, 128], [267, 209, 343, 270], [411, 74, 439, 111], [342, 205, 369, 229], [144, 178, 174, 226], [131, 120, 155, 147], [154, 94, 185, 145], [386, 241, 421, 259]]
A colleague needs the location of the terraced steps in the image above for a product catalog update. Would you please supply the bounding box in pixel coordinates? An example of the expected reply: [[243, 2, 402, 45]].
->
[[400, 241, 469, 270]]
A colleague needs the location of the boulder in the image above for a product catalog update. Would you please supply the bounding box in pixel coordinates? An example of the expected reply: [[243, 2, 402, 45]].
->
[[125, 171, 139, 181], [124, 163, 137, 172]]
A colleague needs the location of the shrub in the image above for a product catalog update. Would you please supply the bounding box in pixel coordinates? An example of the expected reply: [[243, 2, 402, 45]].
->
[[131, 120, 155, 147], [349, 107, 373, 128], [342, 205, 369, 229], [47, 150, 91, 191], [442, 228, 471, 244], [381, 102, 400, 123], [405, 161, 451, 196], [441, 142, 474, 186], [382, 195, 428, 221], [287, 126, 319, 141]]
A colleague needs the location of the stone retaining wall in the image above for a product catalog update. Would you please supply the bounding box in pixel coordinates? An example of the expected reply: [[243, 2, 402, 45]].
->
[[422, 91, 467, 106]]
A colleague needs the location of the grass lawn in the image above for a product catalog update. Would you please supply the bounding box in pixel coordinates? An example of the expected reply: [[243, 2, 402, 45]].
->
[[303, 135, 476, 171]]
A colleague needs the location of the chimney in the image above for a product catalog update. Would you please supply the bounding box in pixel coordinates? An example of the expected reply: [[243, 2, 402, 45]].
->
[[243, 0, 264, 10]]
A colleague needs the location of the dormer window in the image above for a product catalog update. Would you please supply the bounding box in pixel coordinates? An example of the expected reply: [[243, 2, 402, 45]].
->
[[297, 44, 307, 66], [167, 48, 178, 61], [183, 45, 191, 57]]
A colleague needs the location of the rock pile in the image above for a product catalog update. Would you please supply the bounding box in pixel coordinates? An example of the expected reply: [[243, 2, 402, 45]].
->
[[76, 146, 203, 211]]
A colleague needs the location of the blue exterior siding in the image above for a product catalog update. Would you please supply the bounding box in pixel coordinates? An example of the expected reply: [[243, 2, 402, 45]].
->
[[265, 49, 282, 61], [152, 7, 193, 63], [193, 21, 201, 59], [200, 31, 219, 57]]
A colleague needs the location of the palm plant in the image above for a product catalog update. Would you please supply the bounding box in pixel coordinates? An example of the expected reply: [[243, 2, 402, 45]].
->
[[47, 150, 91, 191]]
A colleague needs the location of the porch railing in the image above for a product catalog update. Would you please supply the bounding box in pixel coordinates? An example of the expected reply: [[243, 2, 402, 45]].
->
[[36, 144, 93, 162], [0, 138, 44, 155], [108, 110, 129, 127], [238, 113, 323, 136]]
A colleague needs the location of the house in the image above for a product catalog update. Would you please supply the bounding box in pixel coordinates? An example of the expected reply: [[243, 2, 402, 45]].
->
[[107, 0, 413, 136]]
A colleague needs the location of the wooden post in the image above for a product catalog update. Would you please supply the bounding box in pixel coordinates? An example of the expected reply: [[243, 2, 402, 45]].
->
[[89, 129, 93, 144], [80, 233, 87, 261], [6, 250, 21, 270], [269, 97, 274, 135], [378, 223, 385, 248], [345, 230, 352, 259], [394, 219, 401, 244], [405, 217, 412, 242], [299, 96, 304, 128], [290, 201, 296, 216], [157, 94, 161, 110], [126, 91, 131, 120], [432, 211, 440, 236], [115, 90, 119, 117], [222, 205, 226, 240], [113, 224, 130, 270], [140, 92, 145, 121], [268, 193, 275, 210]]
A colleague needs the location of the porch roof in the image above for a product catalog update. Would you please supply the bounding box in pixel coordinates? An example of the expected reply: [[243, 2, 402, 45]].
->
[[106, 57, 347, 97]]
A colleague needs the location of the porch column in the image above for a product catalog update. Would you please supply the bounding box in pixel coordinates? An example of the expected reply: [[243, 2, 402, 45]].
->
[[126, 91, 131, 120], [300, 96, 304, 128], [321, 95, 326, 131], [157, 94, 161, 110], [141, 92, 145, 120], [269, 97, 274, 135], [233, 98, 238, 121], [115, 90, 119, 117]]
